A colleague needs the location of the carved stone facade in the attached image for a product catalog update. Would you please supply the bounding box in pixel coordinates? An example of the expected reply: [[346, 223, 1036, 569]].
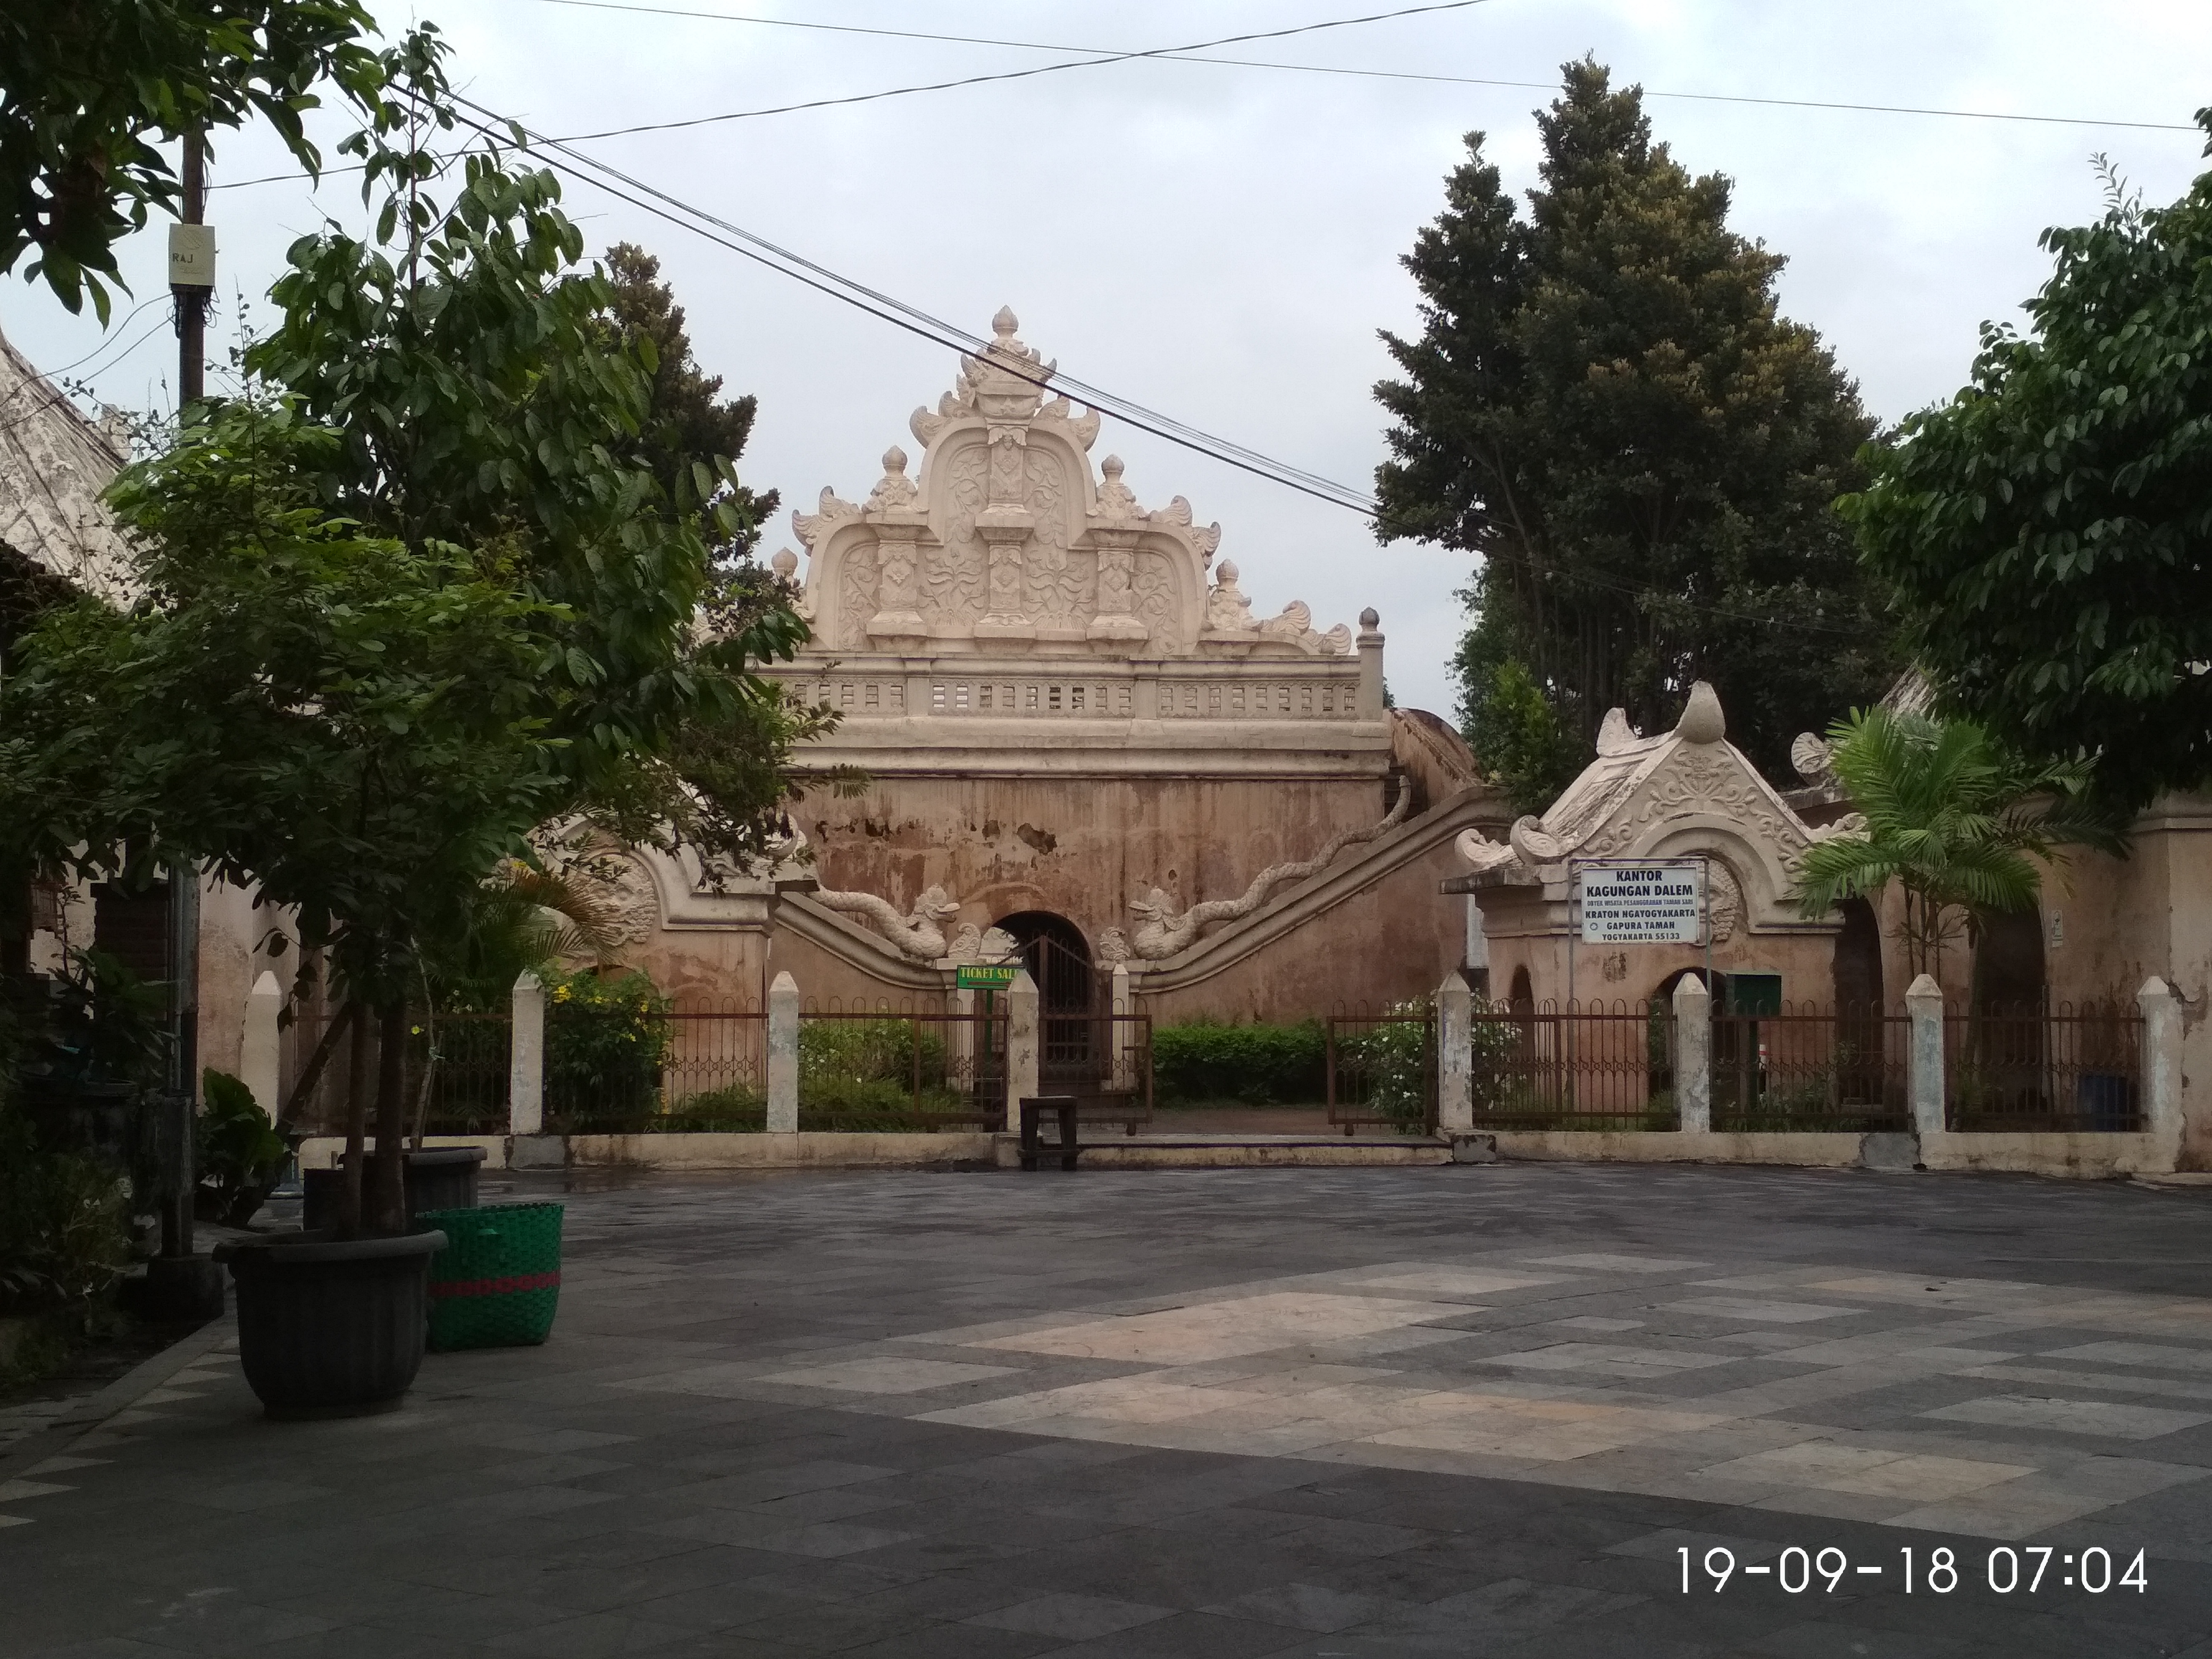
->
[[610, 308, 1511, 1016], [1450, 681, 1842, 1008], [777, 309, 1353, 671]]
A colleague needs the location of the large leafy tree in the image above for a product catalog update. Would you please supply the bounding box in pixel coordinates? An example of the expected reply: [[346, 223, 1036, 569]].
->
[[0, 33, 813, 1233], [600, 242, 778, 560], [1846, 120, 2212, 810], [1, 0, 386, 317], [1377, 58, 1896, 781], [1794, 707, 2122, 985]]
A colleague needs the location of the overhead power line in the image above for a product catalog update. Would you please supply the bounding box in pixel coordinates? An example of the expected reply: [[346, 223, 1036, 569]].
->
[[544, 0, 1499, 144], [428, 96, 1887, 638], [491, 0, 2205, 136]]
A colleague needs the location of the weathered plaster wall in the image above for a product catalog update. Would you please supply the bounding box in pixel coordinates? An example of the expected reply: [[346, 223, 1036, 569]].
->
[[1481, 923, 1839, 1013], [1133, 826, 1478, 1023], [797, 771, 1398, 955]]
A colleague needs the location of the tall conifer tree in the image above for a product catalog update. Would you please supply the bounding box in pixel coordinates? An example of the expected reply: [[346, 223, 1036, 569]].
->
[[1376, 60, 1895, 780]]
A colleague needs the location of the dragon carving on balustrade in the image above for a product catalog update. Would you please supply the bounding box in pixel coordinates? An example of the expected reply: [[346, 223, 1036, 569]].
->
[[1125, 782, 1412, 960], [814, 884, 962, 961]]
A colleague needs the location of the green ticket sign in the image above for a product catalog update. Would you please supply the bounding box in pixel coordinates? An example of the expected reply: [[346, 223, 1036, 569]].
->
[[956, 963, 1019, 990]]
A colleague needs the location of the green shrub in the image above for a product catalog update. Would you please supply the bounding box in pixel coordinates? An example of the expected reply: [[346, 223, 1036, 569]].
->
[[799, 1019, 945, 1091], [1340, 1002, 1434, 1129], [546, 969, 671, 1118], [0, 1101, 131, 1320], [1151, 1018, 1327, 1105], [196, 1069, 286, 1226]]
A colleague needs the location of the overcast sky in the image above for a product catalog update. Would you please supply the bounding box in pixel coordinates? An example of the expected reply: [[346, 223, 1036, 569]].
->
[[7, 1, 2209, 719]]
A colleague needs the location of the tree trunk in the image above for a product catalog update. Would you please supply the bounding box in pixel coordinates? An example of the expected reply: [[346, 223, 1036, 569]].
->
[[337, 1002, 371, 1239], [276, 1000, 355, 1136], [367, 1002, 409, 1234]]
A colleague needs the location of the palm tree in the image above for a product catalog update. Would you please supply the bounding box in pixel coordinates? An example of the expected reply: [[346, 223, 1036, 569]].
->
[[1794, 707, 2125, 987]]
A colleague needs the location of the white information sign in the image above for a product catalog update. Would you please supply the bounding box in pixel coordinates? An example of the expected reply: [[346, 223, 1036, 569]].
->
[[1575, 861, 1705, 944]]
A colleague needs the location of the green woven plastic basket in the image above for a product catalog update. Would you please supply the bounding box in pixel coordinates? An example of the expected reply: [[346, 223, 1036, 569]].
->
[[418, 1202, 564, 1352]]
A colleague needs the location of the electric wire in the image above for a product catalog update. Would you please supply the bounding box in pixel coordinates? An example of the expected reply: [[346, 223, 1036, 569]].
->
[[434, 97, 1886, 636], [497, 0, 2205, 137], [546, 0, 1499, 143]]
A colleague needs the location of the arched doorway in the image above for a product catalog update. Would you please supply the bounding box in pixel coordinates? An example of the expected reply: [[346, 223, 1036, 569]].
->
[[1832, 898, 1884, 1013], [1974, 908, 2047, 1015], [994, 911, 1096, 1017], [994, 912, 1101, 1092]]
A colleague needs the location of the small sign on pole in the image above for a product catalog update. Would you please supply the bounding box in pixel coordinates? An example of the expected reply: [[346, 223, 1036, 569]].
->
[[956, 962, 1018, 990], [167, 223, 215, 288], [1574, 860, 1706, 945]]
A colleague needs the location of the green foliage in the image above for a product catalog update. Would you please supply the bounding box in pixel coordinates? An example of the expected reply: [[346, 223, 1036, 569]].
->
[[1376, 58, 1896, 776], [1339, 1003, 1434, 1130], [1, 29, 811, 1062], [546, 970, 670, 1119], [1, 402, 570, 1010], [1793, 707, 2125, 981], [195, 1068, 284, 1226], [1846, 123, 2212, 809], [0, 1099, 131, 1318], [1453, 598, 1587, 814], [1, 0, 387, 317], [1152, 1019, 1326, 1106], [600, 242, 780, 561]]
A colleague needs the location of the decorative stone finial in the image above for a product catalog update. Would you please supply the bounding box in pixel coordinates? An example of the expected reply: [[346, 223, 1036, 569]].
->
[[882, 445, 907, 476], [1675, 680, 1727, 745], [1359, 607, 1380, 630], [1596, 708, 1638, 756], [1217, 559, 1239, 584], [770, 547, 798, 579], [992, 305, 1019, 341], [1790, 731, 1835, 784], [1101, 455, 1124, 482]]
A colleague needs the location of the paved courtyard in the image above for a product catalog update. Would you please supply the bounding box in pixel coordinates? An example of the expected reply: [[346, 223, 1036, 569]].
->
[[5, 1162, 2212, 1657]]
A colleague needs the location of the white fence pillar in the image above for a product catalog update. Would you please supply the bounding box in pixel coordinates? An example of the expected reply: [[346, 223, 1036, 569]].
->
[[2139, 975, 2183, 1170], [767, 971, 800, 1133], [242, 970, 282, 1119], [1673, 974, 1711, 1134], [508, 970, 545, 1136], [1007, 968, 1040, 1132], [1906, 973, 1946, 1141], [1436, 974, 1473, 1134], [1109, 965, 1134, 1092]]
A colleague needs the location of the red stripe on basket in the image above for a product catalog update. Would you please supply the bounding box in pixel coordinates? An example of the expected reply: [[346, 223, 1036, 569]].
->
[[428, 1270, 562, 1300]]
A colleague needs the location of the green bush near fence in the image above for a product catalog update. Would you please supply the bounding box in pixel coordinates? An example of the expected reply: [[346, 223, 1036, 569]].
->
[[1339, 1001, 1432, 1130], [1152, 1018, 1326, 1105], [546, 969, 671, 1116]]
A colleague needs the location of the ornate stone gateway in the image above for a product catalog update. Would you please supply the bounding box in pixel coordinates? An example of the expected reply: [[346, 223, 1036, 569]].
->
[[601, 307, 1508, 1025]]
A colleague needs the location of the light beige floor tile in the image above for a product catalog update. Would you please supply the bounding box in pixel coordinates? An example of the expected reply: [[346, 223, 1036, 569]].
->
[[1476, 1343, 1735, 1379], [1923, 1395, 2210, 1440], [1343, 1267, 1566, 1297], [1526, 1253, 1710, 1272], [1821, 1454, 2035, 1501], [974, 1292, 1466, 1365], [1964, 1364, 2212, 1403], [2046, 1341, 2212, 1375], [1664, 1297, 1863, 1323], [758, 1358, 1018, 1394]]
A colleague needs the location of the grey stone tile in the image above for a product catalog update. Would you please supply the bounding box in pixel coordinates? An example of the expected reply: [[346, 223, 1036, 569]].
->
[[1201, 1582, 1414, 1632], [965, 1592, 1176, 1639]]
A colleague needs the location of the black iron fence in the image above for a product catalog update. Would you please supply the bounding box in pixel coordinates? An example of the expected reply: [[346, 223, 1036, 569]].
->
[[1711, 1003, 1910, 1133], [1326, 1005, 1437, 1134], [1040, 1012, 1154, 1134], [1467, 1000, 1675, 1132], [1947, 1000, 2143, 1132], [795, 1004, 1007, 1132]]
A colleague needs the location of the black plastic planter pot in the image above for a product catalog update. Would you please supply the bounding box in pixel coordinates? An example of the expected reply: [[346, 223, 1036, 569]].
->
[[215, 1230, 447, 1418]]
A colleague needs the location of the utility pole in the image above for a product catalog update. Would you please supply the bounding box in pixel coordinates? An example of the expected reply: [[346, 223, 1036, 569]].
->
[[147, 129, 223, 1322]]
